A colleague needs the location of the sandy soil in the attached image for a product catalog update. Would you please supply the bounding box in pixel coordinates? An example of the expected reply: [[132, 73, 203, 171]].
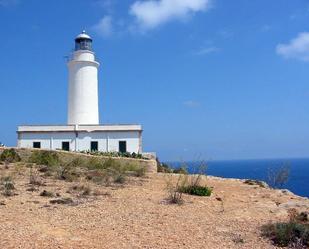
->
[[0, 165, 308, 249]]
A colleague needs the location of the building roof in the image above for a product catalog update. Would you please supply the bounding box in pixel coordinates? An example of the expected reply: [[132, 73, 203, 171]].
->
[[17, 124, 142, 133]]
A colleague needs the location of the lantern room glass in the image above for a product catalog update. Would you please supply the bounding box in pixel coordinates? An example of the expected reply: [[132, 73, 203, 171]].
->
[[75, 39, 92, 51]]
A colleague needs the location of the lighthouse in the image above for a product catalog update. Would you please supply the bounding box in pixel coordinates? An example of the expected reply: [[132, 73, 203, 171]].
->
[[68, 31, 100, 125], [17, 31, 144, 155]]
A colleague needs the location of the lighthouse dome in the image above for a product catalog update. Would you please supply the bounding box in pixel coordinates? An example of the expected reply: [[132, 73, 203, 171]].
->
[[75, 30, 92, 40]]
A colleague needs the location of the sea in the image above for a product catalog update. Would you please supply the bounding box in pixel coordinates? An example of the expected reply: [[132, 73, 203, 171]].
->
[[169, 158, 309, 198]]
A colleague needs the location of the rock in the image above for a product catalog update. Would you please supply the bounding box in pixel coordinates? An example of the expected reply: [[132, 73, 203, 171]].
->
[[243, 179, 269, 188]]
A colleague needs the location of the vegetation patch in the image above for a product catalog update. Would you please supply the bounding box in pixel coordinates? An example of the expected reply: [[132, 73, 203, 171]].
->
[[29, 150, 60, 167], [80, 151, 148, 160], [1, 176, 15, 196], [166, 174, 186, 205], [180, 185, 212, 196], [165, 161, 211, 203], [0, 149, 21, 163], [262, 210, 309, 247]]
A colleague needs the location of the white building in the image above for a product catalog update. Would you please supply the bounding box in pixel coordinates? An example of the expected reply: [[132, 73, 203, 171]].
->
[[17, 31, 143, 154]]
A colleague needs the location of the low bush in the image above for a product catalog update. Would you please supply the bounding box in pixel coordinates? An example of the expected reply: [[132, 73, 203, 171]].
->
[[1, 176, 15, 196], [180, 185, 212, 196], [179, 161, 212, 196], [0, 149, 21, 163], [165, 174, 188, 205], [262, 222, 309, 247], [29, 150, 60, 167], [262, 210, 309, 247]]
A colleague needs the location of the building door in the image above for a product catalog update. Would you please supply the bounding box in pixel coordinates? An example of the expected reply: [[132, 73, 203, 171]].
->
[[33, 142, 41, 149], [119, 141, 127, 153], [91, 141, 98, 151], [62, 142, 70, 151]]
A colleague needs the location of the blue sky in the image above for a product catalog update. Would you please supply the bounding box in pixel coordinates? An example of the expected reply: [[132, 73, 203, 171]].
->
[[0, 0, 309, 161]]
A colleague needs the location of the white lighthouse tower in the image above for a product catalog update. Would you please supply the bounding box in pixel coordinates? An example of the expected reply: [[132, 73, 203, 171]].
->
[[67, 31, 100, 125]]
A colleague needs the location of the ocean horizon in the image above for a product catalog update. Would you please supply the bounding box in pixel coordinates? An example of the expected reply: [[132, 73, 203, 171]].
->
[[168, 158, 309, 198]]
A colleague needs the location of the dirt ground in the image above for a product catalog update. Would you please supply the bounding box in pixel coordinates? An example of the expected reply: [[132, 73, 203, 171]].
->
[[0, 164, 308, 249]]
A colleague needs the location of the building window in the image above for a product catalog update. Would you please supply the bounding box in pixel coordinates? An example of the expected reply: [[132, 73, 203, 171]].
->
[[119, 141, 127, 153], [33, 142, 41, 149], [62, 142, 70, 151], [91, 141, 98, 151]]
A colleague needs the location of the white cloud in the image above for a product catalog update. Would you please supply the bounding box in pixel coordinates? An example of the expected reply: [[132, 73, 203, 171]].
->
[[194, 46, 219, 56], [183, 100, 200, 108], [93, 16, 113, 37], [129, 0, 211, 30], [276, 32, 309, 61]]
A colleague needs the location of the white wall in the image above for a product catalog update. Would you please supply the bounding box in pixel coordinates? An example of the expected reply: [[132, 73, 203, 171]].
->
[[18, 131, 142, 153]]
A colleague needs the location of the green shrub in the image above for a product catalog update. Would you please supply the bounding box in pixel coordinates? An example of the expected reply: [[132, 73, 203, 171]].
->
[[262, 222, 309, 247], [29, 150, 60, 167], [180, 185, 212, 196], [0, 149, 21, 163]]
